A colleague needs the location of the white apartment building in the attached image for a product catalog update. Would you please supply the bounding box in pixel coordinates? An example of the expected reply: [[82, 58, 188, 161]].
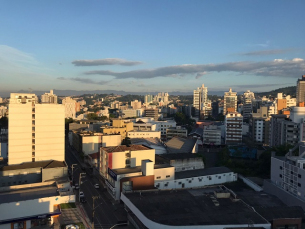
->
[[41, 89, 57, 104], [193, 84, 208, 117], [127, 130, 161, 139], [223, 88, 237, 115], [225, 112, 243, 145], [131, 100, 142, 109], [134, 118, 176, 136], [62, 97, 76, 119], [0, 97, 3, 103], [203, 125, 222, 145], [286, 95, 297, 107], [8, 93, 65, 165], [100, 145, 155, 179], [271, 153, 305, 200], [243, 90, 255, 120], [154, 92, 169, 106], [121, 109, 142, 118]]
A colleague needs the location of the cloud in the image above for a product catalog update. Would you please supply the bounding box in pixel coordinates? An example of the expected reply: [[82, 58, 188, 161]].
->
[[72, 58, 142, 66], [57, 77, 108, 85], [241, 49, 294, 56], [84, 58, 305, 79], [195, 72, 207, 79], [233, 83, 289, 89]]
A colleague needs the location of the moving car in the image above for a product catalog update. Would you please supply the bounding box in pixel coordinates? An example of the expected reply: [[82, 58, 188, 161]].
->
[[74, 184, 79, 190], [94, 183, 99, 189], [65, 225, 79, 229]]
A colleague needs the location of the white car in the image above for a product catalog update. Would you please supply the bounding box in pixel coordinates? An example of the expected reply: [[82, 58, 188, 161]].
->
[[65, 225, 79, 229], [74, 184, 79, 190], [94, 183, 99, 189], [79, 191, 84, 198]]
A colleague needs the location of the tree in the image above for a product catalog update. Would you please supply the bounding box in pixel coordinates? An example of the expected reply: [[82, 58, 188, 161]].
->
[[122, 137, 131, 145]]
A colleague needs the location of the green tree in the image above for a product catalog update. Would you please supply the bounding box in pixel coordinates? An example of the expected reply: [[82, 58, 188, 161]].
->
[[122, 137, 131, 145]]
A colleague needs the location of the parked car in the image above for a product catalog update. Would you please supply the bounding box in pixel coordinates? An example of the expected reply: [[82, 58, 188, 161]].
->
[[94, 184, 99, 189], [79, 191, 84, 198]]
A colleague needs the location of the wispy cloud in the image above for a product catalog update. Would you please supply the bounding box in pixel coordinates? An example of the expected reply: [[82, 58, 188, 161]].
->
[[84, 58, 305, 79], [58, 77, 109, 85], [240, 49, 294, 56], [72, 58, 142, 66]]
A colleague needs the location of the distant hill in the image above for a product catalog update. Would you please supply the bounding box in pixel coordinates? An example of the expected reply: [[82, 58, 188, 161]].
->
[[255, 86, 296, 98]]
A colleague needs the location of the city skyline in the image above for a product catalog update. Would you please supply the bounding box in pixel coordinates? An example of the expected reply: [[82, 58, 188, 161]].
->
[[1, 1, 305, 94]]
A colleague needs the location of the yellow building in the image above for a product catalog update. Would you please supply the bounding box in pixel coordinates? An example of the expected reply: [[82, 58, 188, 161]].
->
[[101, 119, 133, 140]]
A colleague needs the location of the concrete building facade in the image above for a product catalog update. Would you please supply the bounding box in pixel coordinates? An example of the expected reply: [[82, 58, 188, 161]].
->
[[9, 93, 65, 165], [223, 88, 237, 115], [62, 97, 76, 119], [225, 112, 243, 145]]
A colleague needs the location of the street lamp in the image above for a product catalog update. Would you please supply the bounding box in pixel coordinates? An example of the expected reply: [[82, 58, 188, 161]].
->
[[71, 164, 77, 183]]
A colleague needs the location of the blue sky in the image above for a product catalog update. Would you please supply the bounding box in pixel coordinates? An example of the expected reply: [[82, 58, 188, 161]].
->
[[1, 1, 305, 95]]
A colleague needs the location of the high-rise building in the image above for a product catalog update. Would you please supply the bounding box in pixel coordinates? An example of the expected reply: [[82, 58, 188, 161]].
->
[[296, 75, 305, 106], [223, 88, 237, 115], [8, 93, 65, 165], [41, 89, 57, 104], [62, 97, 76, 119], [243, 90, 255, 120], [144, 95, 153, 105], [225, 112, 243, 145], [154, 92, 169, 106], [193, 84, 208, 117]]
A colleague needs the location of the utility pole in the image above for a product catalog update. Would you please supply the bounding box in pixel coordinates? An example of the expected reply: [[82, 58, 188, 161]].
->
[[71, 164, 77, 183], [78, 173, 86, 202], [92, 196, 99, 229]]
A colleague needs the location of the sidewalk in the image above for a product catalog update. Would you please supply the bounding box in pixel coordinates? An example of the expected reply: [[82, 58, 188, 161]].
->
[[57, 204, 92, 229]]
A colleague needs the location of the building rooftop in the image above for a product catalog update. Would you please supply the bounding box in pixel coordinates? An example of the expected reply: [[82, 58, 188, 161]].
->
[[122, 187, 270, 226], [101, 144, 152, 153], [165, 137, 197, 154], [157, 153, 199, 161], [0, 160, 66, 171], [175, 167, 232, 180], [0, 185, 59, 204], [111, 164, 173, 175]]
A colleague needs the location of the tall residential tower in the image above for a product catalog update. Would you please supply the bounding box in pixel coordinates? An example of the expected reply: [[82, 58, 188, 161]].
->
[[223, 88, 237, 115], [193, 84, 208, 117], [296, 75, 305, 106], [8, 93, 65, 165]]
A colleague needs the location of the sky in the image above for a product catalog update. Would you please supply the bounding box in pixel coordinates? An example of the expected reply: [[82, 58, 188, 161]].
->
[[0, 1, 305, 95]]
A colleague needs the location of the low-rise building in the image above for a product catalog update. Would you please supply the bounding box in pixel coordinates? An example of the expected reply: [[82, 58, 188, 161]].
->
[[121, 186, 270, 229], [166, 126, 187, 140], [127, 130, 161, 139], [165, 137, 198, 154], [156, 153, 204, 172], [203, 125, 221, 145], [100, 145, 155, 179]]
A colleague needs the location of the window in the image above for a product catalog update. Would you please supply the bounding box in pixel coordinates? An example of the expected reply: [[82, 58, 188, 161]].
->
[[280, 166, 283, 170], [218, 176, 221, 179], [156, 176, 161, 179], [178, 182, 182, 184], [166, 175, 170, 178], [298, 183, 301, 187], [298, 174, 301, 178], [209, 177, 211, 180], [189, 180, 192, 183], [164, 183, 168, 187], [279, 174, 282, 178]]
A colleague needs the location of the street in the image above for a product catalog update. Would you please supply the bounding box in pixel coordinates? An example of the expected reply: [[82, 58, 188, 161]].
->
[[65, 143, 128, 229]]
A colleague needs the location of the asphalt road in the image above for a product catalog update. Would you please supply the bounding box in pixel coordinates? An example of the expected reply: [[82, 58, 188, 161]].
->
[[65, 143, 128, 229]]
